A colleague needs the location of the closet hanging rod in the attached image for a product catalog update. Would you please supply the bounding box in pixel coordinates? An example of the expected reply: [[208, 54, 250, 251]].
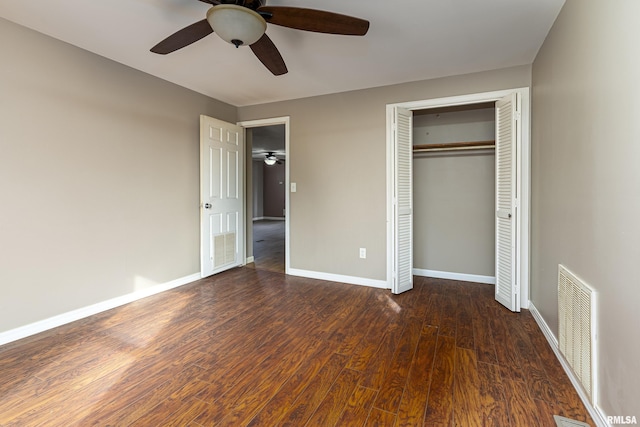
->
[[413, 140, 495, 153], [413, 145, 496, 153]]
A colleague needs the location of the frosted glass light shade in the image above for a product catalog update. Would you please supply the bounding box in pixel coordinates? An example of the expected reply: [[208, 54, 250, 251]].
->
[[206, 5, 267, 47], [264, 157, 277, 166]]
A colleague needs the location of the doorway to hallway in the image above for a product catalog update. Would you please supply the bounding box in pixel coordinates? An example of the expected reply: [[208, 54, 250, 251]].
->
[[240, 116, 290, 274]]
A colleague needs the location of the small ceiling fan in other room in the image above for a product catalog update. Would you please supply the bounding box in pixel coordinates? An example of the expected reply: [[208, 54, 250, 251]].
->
[[263, 152, 282, 165], [150, 0, 370, 76]]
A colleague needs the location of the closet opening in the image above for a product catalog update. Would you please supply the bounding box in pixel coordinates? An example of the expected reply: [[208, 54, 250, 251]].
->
[[386, 88, 530, 311], [412, 102, 497, 285]]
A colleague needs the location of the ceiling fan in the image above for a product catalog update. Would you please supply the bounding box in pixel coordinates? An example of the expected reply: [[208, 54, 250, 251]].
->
[[150, 0, 370, 76], [263, 152, 282, 165]]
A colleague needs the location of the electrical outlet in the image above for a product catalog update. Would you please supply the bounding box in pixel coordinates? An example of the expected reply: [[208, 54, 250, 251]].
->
[[359, 248, 366, 259]]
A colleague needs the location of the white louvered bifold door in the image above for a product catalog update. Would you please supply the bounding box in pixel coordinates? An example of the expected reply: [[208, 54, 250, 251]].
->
[[393, 107, 413, 294], [495, 94, 519, 311]]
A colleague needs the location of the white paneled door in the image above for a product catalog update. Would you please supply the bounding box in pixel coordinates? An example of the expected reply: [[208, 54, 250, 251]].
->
[[392, 107, 413, 294], [495, 94, 520, 311], [200, 115, 244, 278]]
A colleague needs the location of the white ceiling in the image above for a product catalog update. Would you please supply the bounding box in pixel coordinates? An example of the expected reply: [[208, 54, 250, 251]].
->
[[0, 0, 564, 107]]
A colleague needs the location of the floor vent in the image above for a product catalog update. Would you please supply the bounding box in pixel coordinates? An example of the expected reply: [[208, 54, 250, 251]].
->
[[553, 415, 591, 427], [558, 264, 597, 404]]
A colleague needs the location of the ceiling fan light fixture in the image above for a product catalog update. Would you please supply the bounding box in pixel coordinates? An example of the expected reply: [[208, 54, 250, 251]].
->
[[206, 5, 267, 48], [264, 153, 277, 165]]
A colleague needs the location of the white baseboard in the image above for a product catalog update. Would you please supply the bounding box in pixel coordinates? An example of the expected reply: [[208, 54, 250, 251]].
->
[[253, 216, 285, 221], [413, 268, 496, 285], [0, 273, 201, 346], [528, 302, 610, 427], [246, 256, 255, 264], [288, 268, 389, 289]]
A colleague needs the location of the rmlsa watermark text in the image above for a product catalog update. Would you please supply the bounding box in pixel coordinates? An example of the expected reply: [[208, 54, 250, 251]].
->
[[607, 415, 638, 425]]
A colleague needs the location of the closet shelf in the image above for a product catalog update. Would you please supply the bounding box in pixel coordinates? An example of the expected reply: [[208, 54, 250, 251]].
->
[[413, 140, 495, 152]]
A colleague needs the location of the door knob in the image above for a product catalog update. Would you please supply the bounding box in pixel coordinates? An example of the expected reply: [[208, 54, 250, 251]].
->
[[204, 203, 212, 209]]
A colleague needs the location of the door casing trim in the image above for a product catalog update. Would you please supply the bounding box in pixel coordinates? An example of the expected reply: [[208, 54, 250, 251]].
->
[[238, 116, 291, 275]]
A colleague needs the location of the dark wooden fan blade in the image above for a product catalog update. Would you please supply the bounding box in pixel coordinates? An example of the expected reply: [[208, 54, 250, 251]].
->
[[150, 19, 213, 54], [258, 6, 369, 36], [197, 0, 220, 4], [250, 34, 288, 76]]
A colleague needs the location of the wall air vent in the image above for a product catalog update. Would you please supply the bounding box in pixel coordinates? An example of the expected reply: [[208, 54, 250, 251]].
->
[[558, 264, 597, 405]]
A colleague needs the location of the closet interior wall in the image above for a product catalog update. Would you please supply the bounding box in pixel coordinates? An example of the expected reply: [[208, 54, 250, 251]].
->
[[412, 106, 496, 281]]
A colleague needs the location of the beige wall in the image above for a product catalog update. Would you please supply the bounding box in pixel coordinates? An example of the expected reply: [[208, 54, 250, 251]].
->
[[413, 108, 496, 276], [238, 66, 530, 280], [532, 0, 640, 417], [0, 18, 236, 332]]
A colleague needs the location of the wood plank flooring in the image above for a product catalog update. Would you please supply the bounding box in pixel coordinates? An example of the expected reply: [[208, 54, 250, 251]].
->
[[0, 270, 594, 426]]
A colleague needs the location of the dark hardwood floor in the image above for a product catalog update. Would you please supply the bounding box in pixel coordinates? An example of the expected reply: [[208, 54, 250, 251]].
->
[[0, 269, 594, 426], [249, 219, 285, 273]]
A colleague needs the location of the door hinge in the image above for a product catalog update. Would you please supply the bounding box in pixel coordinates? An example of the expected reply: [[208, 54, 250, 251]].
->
[[515, 111, 521, 121]]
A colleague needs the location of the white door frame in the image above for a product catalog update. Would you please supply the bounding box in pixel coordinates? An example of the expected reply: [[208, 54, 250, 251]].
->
[[386, 88, 530, 309], [237, 116, 291, 275]]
